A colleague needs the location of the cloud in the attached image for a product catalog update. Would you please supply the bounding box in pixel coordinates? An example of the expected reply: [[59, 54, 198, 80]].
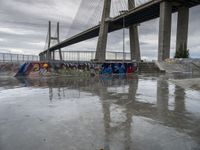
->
[[0, 38, 5, 42], [0, 0, 200, 60], [0, 27, 41, 35]]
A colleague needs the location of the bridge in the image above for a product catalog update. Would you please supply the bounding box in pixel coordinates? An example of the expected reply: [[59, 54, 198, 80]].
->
[[39, 0, 200, 62]]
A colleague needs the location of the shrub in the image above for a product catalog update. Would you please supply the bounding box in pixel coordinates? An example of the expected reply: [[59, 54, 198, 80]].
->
[[175, 43, 189, 58]]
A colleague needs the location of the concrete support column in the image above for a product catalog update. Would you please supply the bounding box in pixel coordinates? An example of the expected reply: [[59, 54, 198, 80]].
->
[[158, 1, 172, 61], [47, 21, 51, 61], [57, 22, 63, 61], [176, 7, 189, 53], [128, 0, 141, 62], [95, 0, 111, 62]]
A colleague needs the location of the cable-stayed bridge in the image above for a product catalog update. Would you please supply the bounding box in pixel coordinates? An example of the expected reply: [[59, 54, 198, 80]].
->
[[39, 0, 200, 62]]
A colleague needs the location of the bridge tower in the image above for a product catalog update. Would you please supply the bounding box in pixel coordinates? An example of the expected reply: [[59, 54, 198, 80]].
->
[[158, 1, 190, 61], [96, 0, 141, 62], [45, 21, 62, 61], [95, 0, 111, 62], [128, 0, 141, 62], [176, 6, 189, 55], [158, 1, 172, 61]]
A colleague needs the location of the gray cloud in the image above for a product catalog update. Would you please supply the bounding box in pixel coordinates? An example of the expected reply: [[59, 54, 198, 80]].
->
[[0, 0, 199, 60]]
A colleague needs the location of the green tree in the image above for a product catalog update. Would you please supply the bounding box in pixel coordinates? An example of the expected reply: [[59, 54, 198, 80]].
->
[[175, 43, 189, 58]]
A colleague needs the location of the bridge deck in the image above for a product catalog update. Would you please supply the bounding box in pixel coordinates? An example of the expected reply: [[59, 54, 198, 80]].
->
[[40, 0, 200, 56]]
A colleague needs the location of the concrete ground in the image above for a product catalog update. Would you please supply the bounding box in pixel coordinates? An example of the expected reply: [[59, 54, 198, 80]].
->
[[156, 59, 200, 74], [0, 75, 200, 150], [170, 78, 200, 91]]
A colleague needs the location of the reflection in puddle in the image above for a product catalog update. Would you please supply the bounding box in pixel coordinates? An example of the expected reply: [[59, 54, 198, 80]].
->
[[0, 75, 200, 150]]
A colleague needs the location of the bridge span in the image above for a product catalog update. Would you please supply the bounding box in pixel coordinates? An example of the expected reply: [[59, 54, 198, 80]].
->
[[40, 0, 200, 62]]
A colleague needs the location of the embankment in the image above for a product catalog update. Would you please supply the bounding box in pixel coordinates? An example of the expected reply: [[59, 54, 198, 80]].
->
[[0, 62, 21, 76], [156, 59, 200, 74]]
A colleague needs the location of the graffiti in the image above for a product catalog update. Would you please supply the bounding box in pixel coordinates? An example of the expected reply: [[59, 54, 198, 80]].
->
[[14, 61, 138, 77], [15, 62, 95, 77], [99, 63, 137, 75]]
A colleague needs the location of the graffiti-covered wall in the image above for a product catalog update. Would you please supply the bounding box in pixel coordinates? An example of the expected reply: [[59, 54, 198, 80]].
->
[[14, 61, 138, 77]]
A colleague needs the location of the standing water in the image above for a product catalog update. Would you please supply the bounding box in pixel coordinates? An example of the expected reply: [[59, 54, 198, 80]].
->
[[0, 75, 200, 150]]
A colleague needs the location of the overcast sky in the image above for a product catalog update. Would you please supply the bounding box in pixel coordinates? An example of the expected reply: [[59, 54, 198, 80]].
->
[[0, 0, 200, 60]]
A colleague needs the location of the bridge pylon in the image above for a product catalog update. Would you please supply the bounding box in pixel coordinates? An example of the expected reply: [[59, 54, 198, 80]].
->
[[176, 6, 189, 55], [96, 0, 141, 62], [158, 1, 172, 61], [95, 0, 111, 62], [43, 21, 62, 61], [128, 0, 141, 62]]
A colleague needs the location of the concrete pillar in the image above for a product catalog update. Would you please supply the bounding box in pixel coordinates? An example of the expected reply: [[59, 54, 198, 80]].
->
[[47, 21, 51, 60], [128, 0, 141, 62], [158, 1, 172, 61], [176, 7, 189, 53], [57, 22, 63, 61], [95, 0, 111, 62]]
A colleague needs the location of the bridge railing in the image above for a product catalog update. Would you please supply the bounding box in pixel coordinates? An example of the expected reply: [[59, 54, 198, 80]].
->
[[0, 52, 39, 63], [54, 51, 131, 61]]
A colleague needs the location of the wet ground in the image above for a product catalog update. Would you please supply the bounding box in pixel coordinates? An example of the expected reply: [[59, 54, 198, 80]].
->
[[0, 74, 200, 150]]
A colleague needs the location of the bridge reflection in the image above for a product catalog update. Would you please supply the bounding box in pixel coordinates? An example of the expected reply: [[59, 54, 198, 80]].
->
[[15, 75, 200, 149]]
